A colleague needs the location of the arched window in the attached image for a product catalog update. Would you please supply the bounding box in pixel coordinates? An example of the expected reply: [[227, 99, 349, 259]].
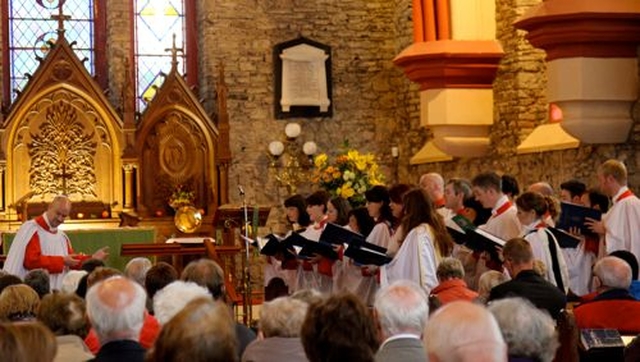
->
[[2, 0, 105, 105], [133, 0, 196, 112]]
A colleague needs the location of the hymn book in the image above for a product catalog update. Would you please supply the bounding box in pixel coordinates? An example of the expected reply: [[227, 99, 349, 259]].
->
[[320, 222, 392, 266], [557, 202, 602, 237], [580, 329, 625, 350], [446, 215, 505, 259]]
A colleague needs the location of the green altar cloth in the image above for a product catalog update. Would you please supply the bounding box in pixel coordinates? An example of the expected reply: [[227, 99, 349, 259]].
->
[[2, 227, 156, 272]]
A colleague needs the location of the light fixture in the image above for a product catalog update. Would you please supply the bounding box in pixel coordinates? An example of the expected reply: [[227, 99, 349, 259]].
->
[[268, 123, 317, 194]]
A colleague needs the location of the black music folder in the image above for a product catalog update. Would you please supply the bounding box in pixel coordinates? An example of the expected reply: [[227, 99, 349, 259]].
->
[[447, 215, 505, 257], [549, 227, 582, 249], [320, 222, 366, 246], [282, 232, 339, 260], [557, 202, 602, 236], [344, 242, 392, 266]]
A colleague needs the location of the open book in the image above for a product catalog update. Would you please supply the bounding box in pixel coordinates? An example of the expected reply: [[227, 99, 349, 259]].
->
[[344, 241, 392, 266], [580, 329, 625, 350], [282, 232, 339, 260], [320, 222, 366, 246], [447, 215, 505, 257], [557, 202, 602, 237]]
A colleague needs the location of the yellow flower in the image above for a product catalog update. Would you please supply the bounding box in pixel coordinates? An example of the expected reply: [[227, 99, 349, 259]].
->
[[314, 153, 328, 168], [339, 185, 355, 198], [332, 170, 341, 179]]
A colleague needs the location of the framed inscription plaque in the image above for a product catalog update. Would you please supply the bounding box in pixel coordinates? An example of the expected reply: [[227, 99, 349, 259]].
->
[[274, 37, 332, 119]]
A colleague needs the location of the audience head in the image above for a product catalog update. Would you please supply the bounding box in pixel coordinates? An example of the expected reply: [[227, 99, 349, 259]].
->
[[24, 269, 50, 299], [401, 188, 453, 257], [436, 257, 465, 282], [146, 298, 237, 362], [472, 172, 503, 208], [153, 280, 212, 325], [124, 257, 152, 286], [8, 321, 57, 362], [284, 194, 311, 227], [260, 296, 308, 338], [610, 250, 639, 280], [38, 292, 89, 338], [306, 190, 330, 222], [374, 280, 429, 339], [0, 284, 40, 322], [502, 238, 534, 278], [559, 179, 586, 203], [86, 267, 122, 289], [80, 258, 105, 273], [488, 297, 559, 362], [60, 270, 87, 294], [388, 183, 412, 221], [0, 323, 24, 362], [444, 178, 472, 211], [424, 301, 507, 362], [477, 270, 509, 302], [290, 288, 325, 306], [598, 159, 628, 196], [419, 172, 445, 201], [0, 274, 23, 294], [580, 188, 610, 212], [302, 293, 379, 362], [145, 261, 178, 300], [86, 276, 146, 344], [327, 197, 352, 226], [527, 182, 554, 197], [365, 185, 393, 223], [347, 207, 375, 237], [180, 258, 225, 300], [501, 174, 520, 200], [593, 256, 632, 291]]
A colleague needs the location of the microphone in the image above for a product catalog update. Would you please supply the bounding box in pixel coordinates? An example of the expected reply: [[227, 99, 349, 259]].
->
[[238, 185, 245, 196]]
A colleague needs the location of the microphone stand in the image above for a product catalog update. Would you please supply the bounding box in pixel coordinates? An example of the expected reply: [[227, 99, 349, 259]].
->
[[239, 186, 252, 325]]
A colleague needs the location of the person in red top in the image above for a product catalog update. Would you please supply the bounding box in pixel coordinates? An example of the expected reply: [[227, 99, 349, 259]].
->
[[430, 257, 478, 306], [574, 256, 640, 335], [3, 195, 108, 290]]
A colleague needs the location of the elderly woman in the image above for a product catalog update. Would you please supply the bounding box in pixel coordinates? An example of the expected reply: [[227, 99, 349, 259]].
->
[[241, 297, 309, 362], [488, 297, 559, 362], [0, 284, 40, 322]]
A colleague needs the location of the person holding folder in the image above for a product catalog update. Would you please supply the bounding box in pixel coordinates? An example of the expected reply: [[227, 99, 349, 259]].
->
[[587, 159, 640, 267], [380, 188, 454, 293], [515, 191, 569, 292], [297, 191, 333, 294]]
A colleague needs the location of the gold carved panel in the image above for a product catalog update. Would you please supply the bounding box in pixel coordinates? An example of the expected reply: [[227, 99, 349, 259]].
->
[[11, 90, 115, 202]]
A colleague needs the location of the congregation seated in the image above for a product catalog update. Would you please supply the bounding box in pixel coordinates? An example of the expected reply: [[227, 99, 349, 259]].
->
[[153, 280, 211, 325], [124, 257, 152, 287], [476, 270, 509, 304], [24, 268, 50, 299], [609, 250, 640, 300], [37, 292, 94, 362], [146, 298, 238, 362], [1, 321, 58, 362], [60, 270, 87, 294], [143, 261, 178, 312], [86, 276, 147, 362], [374, 280, 428, 362], [424, 301, 507, 362], [241, 296, 308, 362], [0, 284, 40, 322], [0, 273, 23, 294], [488, 297, 559, 362], [301, 293, 379, 362], [574, 256, 640, 335], [430, 257, 478, 306], [180, 258, 257, 358], [489, 238, 566, 320]]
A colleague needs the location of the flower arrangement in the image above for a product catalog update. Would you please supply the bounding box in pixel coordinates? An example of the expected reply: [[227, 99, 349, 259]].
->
[[168, 185, 195, 209], [311, 147, 385, 206]]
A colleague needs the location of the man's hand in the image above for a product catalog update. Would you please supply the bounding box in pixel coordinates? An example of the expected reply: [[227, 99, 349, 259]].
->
[[92, 246, 110, 261], [585, 218, 605, 235], [63, 254, 81, 267]]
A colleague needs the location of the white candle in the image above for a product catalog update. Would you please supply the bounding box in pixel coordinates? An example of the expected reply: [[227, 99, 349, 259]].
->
[[391, 146, 399, 158]]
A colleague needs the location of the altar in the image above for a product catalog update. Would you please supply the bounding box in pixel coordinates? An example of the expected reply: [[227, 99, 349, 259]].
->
[[2, 227, 156, 272]]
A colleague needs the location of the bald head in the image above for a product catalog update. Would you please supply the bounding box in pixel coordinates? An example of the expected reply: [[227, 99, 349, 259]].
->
[[424, 301, 507, 362], [86, 277, 146, 343], [594, 256, 632, 290], [528, 182, 554, 197], [46, 195, 71, 228], [420, 173, 444, 200]]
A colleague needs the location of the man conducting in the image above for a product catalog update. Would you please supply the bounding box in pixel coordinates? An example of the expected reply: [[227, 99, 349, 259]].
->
[[3, 195, 108, 289]]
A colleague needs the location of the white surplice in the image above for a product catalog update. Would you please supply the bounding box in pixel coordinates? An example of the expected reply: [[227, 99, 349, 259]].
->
[[604, 186, 640, 266], [380, 223, 440, 294], [523, 221, 570, 292], [354, 222, 391, 305], [479, 195, 522, 241]]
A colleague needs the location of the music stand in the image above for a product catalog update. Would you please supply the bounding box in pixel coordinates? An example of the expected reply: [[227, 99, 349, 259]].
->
[[213, 203, 271, 325]]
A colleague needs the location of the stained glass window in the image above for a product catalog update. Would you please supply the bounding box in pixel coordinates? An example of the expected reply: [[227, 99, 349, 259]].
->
[[7, 0, 95, 101], [134, 0, 186, 111]]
